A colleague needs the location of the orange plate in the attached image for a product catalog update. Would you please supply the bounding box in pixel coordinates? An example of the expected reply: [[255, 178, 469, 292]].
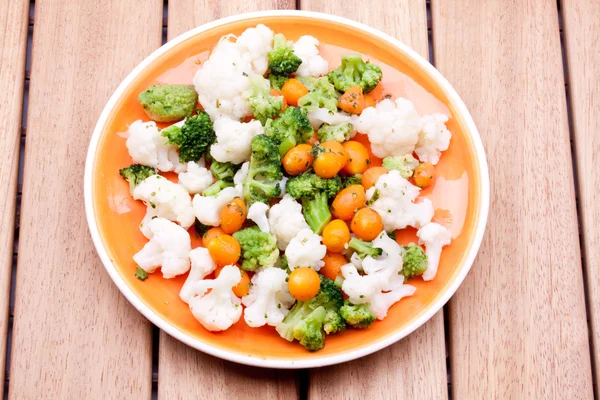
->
[[86, 12, 488, 367]]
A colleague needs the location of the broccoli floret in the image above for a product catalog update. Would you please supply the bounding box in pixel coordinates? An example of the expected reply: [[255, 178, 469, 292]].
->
[[119, 164, 156, 194], [233, 227, 280, 271], [339, 300, 375, 329], [247, 74, 285, 125], [382, 154, 419, 179], [297, 77, 339, 113], [243, 135, 283, 205], [269, 74, 289, 91], [194, 219, 210, 236], [276, 276, 345, 351], [324, 309, 346, 334], [317, 122, 354, 143], [341, 174, 362, 189], [286, 172, 343, 234], [138, 84, 198, 122], [278, 254, 290, 272], [268, 33, 302, 75], [209, 161, 238, 182], [401, 243, 428, 280], [202, 180, 233, 196], [328, 53, 383, 94], [162, 111, 215, 162], [135, 266, 149, 281], [348, 237, 383, 259], [265, 106, 314, 157]]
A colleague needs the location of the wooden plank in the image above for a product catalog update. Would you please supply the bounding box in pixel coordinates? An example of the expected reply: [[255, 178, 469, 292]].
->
[[300, 2, 448, 399], [8, 1, 162, 398], [432, 0, 593, 397], [563, 0, 600, 389], [0, 0, 28, 395], [158, 2, 300, 399]]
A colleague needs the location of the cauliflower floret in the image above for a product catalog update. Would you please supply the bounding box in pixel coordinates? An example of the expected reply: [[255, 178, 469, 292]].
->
[[192, 186, 239, 226], [247, 202, 270, 232], [133, 175, 195, 234], [307, 108, 356, 134], [285, 228, 327, 271], [415, 114, 452, 165], [242, 268, 295, 327], [293, 36, 329, 77], [233, 161, 249, 193], [178, 160, 214, 194], [133, 218, 191, 279], [235, 24, 273, 76], [210, 117, 264, 164], [188, 265, 243, 331], [341, 231, 416, 319], [417, 222, 452, 281], [366, 170, 434, 231], [268, 195, 310, 250], [354, 98, 421, 158], [180, 247, 216, 304], [125, 120, 182, 172], [193, 38, 252, 120]]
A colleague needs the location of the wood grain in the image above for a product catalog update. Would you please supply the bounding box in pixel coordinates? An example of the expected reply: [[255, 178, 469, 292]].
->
[[8, 1, 162, 398], [0, 0, 28, 395], [432, 0, 593, 397], [300, 1, 448, 399], [563, 0, 600, 389], [159, 2, 300, 399]]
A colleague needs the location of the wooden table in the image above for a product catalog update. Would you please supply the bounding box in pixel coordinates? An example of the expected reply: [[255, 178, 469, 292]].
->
[[1, 0, 598, 398]]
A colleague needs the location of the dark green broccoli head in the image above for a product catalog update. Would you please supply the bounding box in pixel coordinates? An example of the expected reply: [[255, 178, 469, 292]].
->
[[269, 74, 289, 91], [119, 164, 157, 194], [297, 77, 339, 113], [138, 84, 198, 122], [276, 276, 344, 351], [327, 53, 383, 93], [247, 75, 284, 125], [264, 106, 314, 157], [317, 122, 354, 143], [194, 219, 211, 236], [339, 300, 375, 329], [286, 172, 343, 200], [268, 33, 302, 75], [401, 243, 428, 280], [162, 111, 215, 163], [324, 309, 346, 335], [341, 174, 363, 189], [242, 135, 283, 205], [232, 227, 279, 271], [348, 237, 383, 259], [209, 161, 238, 182]]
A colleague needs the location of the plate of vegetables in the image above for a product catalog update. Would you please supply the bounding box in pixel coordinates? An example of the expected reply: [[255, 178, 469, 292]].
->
[[85, 11, 489, 368]]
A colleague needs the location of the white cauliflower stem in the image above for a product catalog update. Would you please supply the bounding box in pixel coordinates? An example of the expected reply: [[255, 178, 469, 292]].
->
[[210, 117, 264, 164], [417, 222, 452, 281], [293, 36, 329, 77], [247, 202, 270, 232], [242, 268, 295, 327], [366, 170, 434, 231], [268, 195, 310, 250], [180, 247, 216, 304], [354, 98, 422, 158], [133, 175, 195, 235], [341, 232, 416, 319], [285, 228, 327, 271], [125, 120, 182, 172], [192, 186, 239, 226], [415, 114, 452, 165], [133, 218, 191, 279], [178, 160, 214, 194], [188, 265, 243, 331]]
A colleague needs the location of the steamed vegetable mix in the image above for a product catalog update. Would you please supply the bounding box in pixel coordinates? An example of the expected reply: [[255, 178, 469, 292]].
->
[[122, 24, 454, 351]]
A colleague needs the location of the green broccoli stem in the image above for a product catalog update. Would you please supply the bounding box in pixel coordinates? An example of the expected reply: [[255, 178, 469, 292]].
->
[[301, 192, 332, 234], [203, 180, 232, 196], [278, 136, 297, 158], [348, 237, 382, 258], [277, 301, 314, 341]]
